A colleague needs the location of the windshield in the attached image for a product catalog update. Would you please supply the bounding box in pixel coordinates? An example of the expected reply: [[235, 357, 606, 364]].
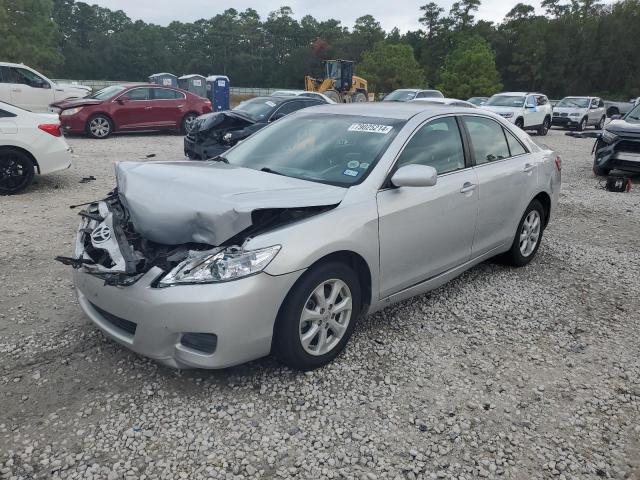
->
[[383, 90, 417, 102], [90, 85, 126, 100], [557, 97, 590, 108], [626, 103, 640, 122], [234, 98, 281, 121], [223, 114, 403, 187], [486, 95, 525, 107]]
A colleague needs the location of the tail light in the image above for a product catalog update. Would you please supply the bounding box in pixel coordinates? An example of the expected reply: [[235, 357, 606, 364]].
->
[[38, 124, 62, 137], [554, 155, 562, 172], [204, 99, 212, 106]]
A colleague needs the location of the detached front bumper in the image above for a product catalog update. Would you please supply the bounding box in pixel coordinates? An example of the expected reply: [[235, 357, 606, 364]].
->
[[74, 267, 303, 369], [183, 135, 229, 160]]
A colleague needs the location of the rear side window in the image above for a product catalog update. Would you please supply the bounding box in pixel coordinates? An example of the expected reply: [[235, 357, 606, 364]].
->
[[396, 116, 466, 174], [463, 116, 510, 165], [153, 88, 184, 100], [0, 109, 16, 118], [504, 128, 527, 156]]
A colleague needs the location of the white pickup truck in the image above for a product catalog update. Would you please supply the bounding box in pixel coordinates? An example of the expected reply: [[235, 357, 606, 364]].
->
[[0, 62, 90, 112]]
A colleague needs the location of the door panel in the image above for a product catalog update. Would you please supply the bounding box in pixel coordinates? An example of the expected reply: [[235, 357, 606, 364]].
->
[[150, 88, 185, 127], [523, 95, 543, 127], [112, 88, 155, 129], [462, 115, 537, 255], [377, 169, 479, 297]]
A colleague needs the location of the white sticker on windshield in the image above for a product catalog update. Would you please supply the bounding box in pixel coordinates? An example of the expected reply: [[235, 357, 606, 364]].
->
[[265, 101, 276, 107], [347, 160, 360, 169], [348, 123, 393, 134]]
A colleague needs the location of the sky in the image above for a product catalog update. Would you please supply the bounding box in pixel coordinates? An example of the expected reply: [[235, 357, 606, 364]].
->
[[88, 0, 543, 31]]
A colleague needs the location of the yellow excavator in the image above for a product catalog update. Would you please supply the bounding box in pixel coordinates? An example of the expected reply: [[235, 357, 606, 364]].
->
[[305, 59, 369, 103]]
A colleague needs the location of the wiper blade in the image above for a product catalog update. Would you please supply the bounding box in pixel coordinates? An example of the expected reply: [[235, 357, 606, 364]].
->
[[627, 115, 640, 120], [260, 167, 285, 176], [207, 155, 229, 163]]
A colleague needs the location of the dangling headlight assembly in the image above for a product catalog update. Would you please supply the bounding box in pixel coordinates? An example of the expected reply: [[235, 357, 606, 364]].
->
[[601, 129, 619, 144], [158, 245, 281, 287]]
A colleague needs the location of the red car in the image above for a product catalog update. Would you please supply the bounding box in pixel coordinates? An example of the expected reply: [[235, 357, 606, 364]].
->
[[53, 83, 212, 139]]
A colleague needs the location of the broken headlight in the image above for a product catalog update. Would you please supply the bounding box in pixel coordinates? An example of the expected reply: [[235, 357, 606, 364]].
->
[[601, 130, 619, 144], [158, 245, 281, 286]]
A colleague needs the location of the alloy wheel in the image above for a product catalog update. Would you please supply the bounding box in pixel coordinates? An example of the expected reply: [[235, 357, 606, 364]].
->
[[0, 155, 31, 192], [519, 210, 541, 257], [89, 117, 110, 138], [299, 279, 353, 356]]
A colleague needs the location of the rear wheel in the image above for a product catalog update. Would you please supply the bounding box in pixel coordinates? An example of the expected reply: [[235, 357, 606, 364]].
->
[[0, 148, 35, 195], [351, 91, 367, 103], [181, 112, 198, 134], [86, 114, 112, 139], [515, 118, 524, 129], [323, 90, 341, 103], [273, 262, 361, 371], [502, 200, 545, 267]]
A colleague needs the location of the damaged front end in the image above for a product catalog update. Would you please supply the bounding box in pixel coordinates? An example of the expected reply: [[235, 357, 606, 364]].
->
[[183, 111, 261, 160]]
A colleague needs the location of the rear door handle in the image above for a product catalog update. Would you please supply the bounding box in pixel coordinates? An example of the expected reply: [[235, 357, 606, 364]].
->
[[523, 163, 536, 173], [460, 182, 477, 194]]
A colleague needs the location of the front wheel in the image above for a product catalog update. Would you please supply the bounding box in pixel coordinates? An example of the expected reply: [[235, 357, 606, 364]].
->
[[181, 112, 198, 134], [86, 114, 112, 139], [515, 118, 524, 129], [577, 117, 587, 132], [502, 200, 545, 267], [537, 117, 550, 136], [596, 116, 606, 129], [273, 262, 361, 371], [351, 91, 367, 103], [0, 148, 35, 195]]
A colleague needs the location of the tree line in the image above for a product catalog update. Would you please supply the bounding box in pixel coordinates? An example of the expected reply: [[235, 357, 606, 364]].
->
[[1, 0, 639, 99]]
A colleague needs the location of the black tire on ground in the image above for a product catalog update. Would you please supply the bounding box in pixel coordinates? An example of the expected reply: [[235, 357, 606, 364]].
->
[[351, 91, 367, 103], [596, 116, 606, 129], [86, 114, 113, 139], [515, 118, 524, 129], [593, 164, 611, 176], [501, 199, 545, 267], [577, 117, 587, 132], [273, 261, 361, 371], [0, 148, 35, 195], [537, 117, 551, 136], [181, 112, 198, 134]]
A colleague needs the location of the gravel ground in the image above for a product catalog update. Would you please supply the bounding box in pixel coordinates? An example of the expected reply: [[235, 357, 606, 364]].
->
[[1, 128, 639, 480]]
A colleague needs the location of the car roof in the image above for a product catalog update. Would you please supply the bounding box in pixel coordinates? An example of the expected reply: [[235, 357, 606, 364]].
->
[[496, 91, 547, 96], [300, 102, 481, 120]]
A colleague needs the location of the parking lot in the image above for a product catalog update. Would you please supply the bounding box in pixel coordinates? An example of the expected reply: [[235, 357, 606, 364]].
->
[[1, 129, 639, 479]]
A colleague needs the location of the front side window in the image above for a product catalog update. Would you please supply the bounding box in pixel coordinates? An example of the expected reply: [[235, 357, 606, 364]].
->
[[11, 68, 49, 88], [395, 116, 466, 174], [463, 116, 511, 165], [223, 113, 403, 187], [124, 88, 151, 101], [234, 97, 282, 121], [272, 101, 304, 118]]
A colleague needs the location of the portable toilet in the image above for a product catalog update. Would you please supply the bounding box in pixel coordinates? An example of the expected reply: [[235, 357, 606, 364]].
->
[[178, 74, 207, 98], [148, 73, 178, 88], [206, 75, 230, 111]]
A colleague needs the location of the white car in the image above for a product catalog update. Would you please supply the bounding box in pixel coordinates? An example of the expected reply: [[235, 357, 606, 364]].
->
[[411, 97, 476, 108], [482, 92, 553, 135], [0, 62, 91, 112], [270, 90, 337, 104], [552, 96, 606, 130], [0, 101, 72, 195]]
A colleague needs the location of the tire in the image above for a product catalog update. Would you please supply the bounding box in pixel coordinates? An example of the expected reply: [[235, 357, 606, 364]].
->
[[515, 118, 524, 129], [351, 91, 367, 103], [86, 114, 113, 139], [502, 200, 545, 267], [181, 112, 198, 134], [273, 262, 361, 371], [577, 117, 587, 132], [537, 117, 550, 136], [0, 148, 35, 195], [323, 90, 341, 103], [596, 116, 605, 129], [593, 164, 610, 176]]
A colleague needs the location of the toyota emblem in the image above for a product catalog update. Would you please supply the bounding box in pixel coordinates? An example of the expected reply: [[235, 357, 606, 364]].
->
[[91, 224, 112, 244]]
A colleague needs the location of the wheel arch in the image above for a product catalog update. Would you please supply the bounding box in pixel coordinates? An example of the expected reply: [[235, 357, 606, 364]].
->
[[0, 145, 40, 174], [532, 191, 551, 228]]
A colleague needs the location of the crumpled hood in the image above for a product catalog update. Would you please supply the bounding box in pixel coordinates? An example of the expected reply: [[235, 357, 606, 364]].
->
[[607, 119, 640, 136], [190, 110, 255, 134], [115, 161, 346, 245], [52, 97, 103, 109]]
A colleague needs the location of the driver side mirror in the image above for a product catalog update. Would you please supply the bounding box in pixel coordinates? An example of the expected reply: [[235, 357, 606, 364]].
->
[[116, 97, 128, 105], [391, 164, 438, 188]]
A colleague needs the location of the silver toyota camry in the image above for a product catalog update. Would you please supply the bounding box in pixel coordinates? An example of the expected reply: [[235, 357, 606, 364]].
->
[[66, 103, 561, 371]]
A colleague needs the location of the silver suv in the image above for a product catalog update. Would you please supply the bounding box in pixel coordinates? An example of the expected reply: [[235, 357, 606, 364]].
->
[[552, 96, 606, 131], [66, 103, 561, 371]]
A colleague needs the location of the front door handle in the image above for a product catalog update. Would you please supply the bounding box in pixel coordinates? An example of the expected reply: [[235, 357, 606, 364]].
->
[[144, 106, 153, 110], [523, 163, 536, 173], [460, 182, 477, 194]]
